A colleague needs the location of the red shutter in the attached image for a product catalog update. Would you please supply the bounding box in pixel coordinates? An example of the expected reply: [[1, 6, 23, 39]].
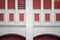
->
[[0, 14, 4, 21], [8, 0, 15, 9], [18, 0, 25, 9], [9, 13, 14, 21], [44, 0, 51, 9], [35, 14, 39, 21], [54, 0, 60, 9], [33, 0, 41, 9], [0, 0, 5, 9], [20, 14, 24, 21], [56, 14, 60, 21], [45, 14, 50, 21]]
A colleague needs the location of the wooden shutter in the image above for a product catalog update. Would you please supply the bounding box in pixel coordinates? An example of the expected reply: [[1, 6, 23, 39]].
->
[[18, 0, 25, 9]]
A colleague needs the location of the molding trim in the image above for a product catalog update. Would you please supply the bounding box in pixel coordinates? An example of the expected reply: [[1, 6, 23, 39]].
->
[[0, 25, 25, 27]]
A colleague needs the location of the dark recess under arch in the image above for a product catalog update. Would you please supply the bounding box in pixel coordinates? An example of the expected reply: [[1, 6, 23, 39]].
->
[[0, 34, 26, 40], [34, 34, 60, 40]]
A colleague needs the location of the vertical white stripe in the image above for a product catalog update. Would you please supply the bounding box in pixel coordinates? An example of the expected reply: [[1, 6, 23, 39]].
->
[[40, 0, 44, 24], [26, 0, 33, 40], [15, 0, 18, 25], [5, 0, 8, 25], [51, 0, 55, 24]]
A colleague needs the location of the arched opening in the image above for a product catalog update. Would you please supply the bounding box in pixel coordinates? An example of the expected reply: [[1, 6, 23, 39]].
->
[[34, 34, 60, 40], [0, 34, 26, 40]]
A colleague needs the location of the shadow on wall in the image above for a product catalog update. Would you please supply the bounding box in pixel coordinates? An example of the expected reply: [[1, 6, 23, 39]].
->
[[34, 34, 60, 40], [0, 34, 26, 40]]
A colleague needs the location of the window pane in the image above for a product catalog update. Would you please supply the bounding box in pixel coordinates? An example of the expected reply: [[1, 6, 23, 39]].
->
[[56, 14, 60, 21], [8, 0, 15, 9], [18, 0, 25, 9], [0, 0, 5, 9], [45, 14, 50, 21], [9, 13, 14, 21], [34, 14, 39, 21], [19, 14, 24, 21], [33, 0, 41, 9], [54, 0, 60, 9], [0, 14, 4, 21], [44, 0, 51, 9]]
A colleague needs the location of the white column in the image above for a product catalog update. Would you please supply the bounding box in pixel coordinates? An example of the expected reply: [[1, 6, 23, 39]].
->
[[15, 0, 18, 25], [51, 0, 55, 24], [26, 0, 33, 40], [40, 0, 44, 24], [5, 0, 8, 25]]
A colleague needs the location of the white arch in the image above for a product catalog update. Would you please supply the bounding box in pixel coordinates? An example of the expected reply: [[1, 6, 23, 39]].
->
[[0, 27, 26, 37], [33, 27, 60, 37]]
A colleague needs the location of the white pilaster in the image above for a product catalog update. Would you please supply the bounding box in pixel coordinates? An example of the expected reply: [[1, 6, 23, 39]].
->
[[26, 0, 33, 40], [15, 0, 18, 25], [51, 0, 55, 24], [5, 0, 8, 25], [40, 0, 44, 24]]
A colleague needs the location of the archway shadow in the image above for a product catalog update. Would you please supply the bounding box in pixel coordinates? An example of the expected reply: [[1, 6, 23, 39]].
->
[[34, 34, 60, 40], [0, 34, 26, 40]]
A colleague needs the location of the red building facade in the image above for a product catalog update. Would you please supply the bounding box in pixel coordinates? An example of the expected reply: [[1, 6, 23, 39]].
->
[[0, 0, 60, 40]]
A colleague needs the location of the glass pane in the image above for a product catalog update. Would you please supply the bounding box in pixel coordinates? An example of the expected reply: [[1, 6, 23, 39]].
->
[[44, 0, 51, 9], [45, 14, 50, 21], [19, 13, 24, 21], [56, 14, 60, 21], [54, 0, 60, 9], [34, 13, 39, 21], [8, 0, 15, 9], [0, 0, 5, 9], [9, 13, 14, 21], [33, 0, 41, 9], [0, 14, 4, 21]]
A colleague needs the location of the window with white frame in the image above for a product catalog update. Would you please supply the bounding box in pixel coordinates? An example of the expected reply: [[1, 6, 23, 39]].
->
[[0, 0, 60, 25]]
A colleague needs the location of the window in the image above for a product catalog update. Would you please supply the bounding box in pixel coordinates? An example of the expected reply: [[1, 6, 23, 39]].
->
[[0, 0, 5, 9], [0, 14, 4, 21], [19, 13, 24, 21], [9, 13, 14, 21], [33, 0, 41, 9], [56, 14, 60, 21], [34, 14, 39, 21], [8, 0, 15, 9], [44, 0, 51, 9], [45, 14, 50, 21], [54, 0, 60, 9], [18, 0, 25, 9]]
